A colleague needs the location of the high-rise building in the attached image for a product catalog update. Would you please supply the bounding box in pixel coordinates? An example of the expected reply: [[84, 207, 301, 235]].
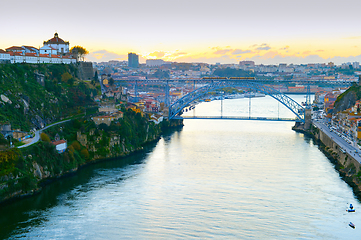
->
[[128, 53, 139, 68]]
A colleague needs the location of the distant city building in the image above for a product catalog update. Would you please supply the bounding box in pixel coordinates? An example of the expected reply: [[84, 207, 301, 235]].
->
[[239, 61, 255, 67], [353, 62, 360, 69], [146, 59, 165, 67], [43, 32, 69, 54], [328, 62, 335, 68], [128, 53, 139, 68]]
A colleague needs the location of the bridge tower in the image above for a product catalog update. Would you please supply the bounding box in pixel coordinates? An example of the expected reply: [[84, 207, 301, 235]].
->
[[304, 108, 312, 130], [165, 80, 170, 106]]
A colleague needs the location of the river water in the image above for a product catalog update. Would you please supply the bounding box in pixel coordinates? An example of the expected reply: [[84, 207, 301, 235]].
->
[[1, 95, 361, 239]]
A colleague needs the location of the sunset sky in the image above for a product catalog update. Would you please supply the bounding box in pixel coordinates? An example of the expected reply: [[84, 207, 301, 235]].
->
[[1, 0, 361, 64]]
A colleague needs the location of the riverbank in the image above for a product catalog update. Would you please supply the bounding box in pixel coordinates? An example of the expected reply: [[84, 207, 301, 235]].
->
[[293, 122, 361, 200], [0, 117, 183, 205]]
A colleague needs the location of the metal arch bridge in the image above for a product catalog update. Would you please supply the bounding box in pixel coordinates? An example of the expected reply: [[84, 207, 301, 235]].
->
[[168, 78, 307, 122], [124, 77, 356, 123]]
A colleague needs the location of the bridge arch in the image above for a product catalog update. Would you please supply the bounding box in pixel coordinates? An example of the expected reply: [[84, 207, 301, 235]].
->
[[168, 80, 305, 122]]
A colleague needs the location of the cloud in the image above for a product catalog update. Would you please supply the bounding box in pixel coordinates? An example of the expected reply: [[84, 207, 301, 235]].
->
[[214, 49, 233, 55], [279, 46, 290, 50], [170, 52, 187, 57], [316, 50, 324, 52], [232, 49, 253, 55], [213, 47, 254, 55], [87, 50, 126, 62], [141, 51, 189, 61], [256, 46, 271, 51], [251, 43, 271, 51], [148, 51, 166, 58]]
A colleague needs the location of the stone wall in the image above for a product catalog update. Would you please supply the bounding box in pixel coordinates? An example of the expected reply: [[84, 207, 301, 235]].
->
[[314, 124, 361, 174], [77, 62, 94, 80]]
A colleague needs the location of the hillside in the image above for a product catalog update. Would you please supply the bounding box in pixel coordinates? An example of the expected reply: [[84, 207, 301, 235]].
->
[[333, 84, 361, 113], [0, 64, 98, 131]]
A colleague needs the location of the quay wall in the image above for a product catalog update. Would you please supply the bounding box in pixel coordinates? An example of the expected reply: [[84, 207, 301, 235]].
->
[[315, 126, 361, 174], [309, 123, 361, 199]]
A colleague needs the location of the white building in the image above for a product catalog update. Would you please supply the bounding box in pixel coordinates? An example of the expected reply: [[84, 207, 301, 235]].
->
[[146, 59, 165, 67], [7, 52, 76, 64], [40, 45, 57, 55], [43, 32, 70, 54], [0, 49, 11, 63], [2, 33, 76, 64], [52, 139, 67, 153], [353, 62, 360, 69]]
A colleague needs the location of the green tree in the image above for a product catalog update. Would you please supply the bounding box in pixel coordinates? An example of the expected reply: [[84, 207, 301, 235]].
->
[[40, 133, 51, 142], [70, 46, 89, 61], [109, 77, 115, 86], [61, 72, 72, 83]]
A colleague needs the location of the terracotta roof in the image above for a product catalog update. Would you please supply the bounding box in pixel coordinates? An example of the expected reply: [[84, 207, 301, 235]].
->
[[23, 46, 38, 51], [25, 53, 37, 56], [44, 33, 68, 44], [52, 139, 67, 145], [6, 46, 23, 51]]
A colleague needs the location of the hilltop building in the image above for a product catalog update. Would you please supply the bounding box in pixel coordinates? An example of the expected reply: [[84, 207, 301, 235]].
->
[[0, 32, 76, 64], [42, 32, 70, 54]]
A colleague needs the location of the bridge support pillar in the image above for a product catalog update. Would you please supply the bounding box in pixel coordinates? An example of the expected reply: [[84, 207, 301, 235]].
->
[[304, 108, 312, 130]]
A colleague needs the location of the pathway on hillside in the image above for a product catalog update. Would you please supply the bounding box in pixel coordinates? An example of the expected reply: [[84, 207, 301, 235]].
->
[[18, 120, 71, 149]]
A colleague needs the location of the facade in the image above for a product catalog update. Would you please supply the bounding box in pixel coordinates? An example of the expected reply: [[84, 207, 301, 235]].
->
[[92, 111, 123, 126], [0, 50, 11, 63], [128, 53, 139, 68], [5, 52, 76, 64], [43, 32, 70, 54], [239, 61, 255, 67], [40, 46, 57, 55], [52, 140, 67, 153], [146, 59, 165, 67], [1, 33, 76, 64]]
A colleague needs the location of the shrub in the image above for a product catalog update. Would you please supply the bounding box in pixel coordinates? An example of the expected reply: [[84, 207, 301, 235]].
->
[[71, 141, 81, 151], [40, 133, 51, 142]]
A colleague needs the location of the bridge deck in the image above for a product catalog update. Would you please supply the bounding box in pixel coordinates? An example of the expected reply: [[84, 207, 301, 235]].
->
[[173, 116, 298, 121]]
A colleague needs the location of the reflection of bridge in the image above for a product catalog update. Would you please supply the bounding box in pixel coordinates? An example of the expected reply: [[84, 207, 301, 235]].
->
[[125, 77, 355, 123]]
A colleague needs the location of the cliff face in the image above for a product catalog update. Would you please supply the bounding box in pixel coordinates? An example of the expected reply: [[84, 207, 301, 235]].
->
[[334, 85, 361, 113], [0, 64, 97, 131], [0, 110, 176, 204]]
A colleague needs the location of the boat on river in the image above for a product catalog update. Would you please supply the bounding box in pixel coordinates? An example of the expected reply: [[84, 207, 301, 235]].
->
[[349, 222, 355, 228], [347, 204, 355, 212]]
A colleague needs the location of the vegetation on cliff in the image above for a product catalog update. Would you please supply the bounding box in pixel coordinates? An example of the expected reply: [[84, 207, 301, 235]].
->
[[333, 84, 361, 113], [0, 64, 97, 131], [0, 107, 165, 203]]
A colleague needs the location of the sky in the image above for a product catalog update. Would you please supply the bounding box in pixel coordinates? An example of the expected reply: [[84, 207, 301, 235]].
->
[[1, 0, 361, 65]]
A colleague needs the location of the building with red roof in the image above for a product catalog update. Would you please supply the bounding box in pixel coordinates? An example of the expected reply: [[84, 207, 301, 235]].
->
[[52, 139, 67, 153], [43, 32, 69, 54]]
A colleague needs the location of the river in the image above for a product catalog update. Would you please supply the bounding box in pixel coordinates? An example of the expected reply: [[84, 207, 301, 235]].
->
[[1, 95, 360, 239]]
